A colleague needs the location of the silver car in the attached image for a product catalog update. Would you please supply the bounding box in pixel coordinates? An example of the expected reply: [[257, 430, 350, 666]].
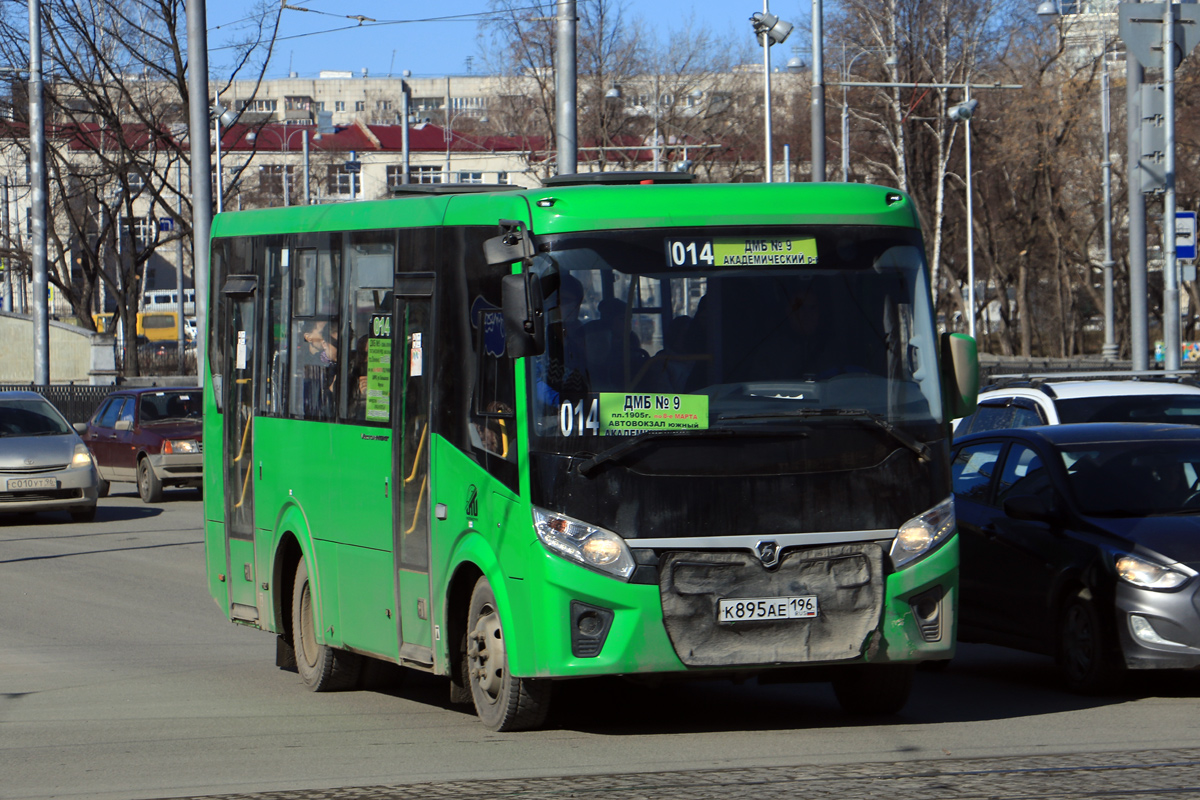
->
[[0, 391, 100, 522]]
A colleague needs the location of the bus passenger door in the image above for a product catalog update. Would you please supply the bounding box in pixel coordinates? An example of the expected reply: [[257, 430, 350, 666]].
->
[[393, 273, 435, 666], [220, 277, 259, 622]]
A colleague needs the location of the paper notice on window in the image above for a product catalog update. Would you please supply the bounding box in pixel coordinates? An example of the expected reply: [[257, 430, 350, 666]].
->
[[410, 332, 423, 377], [236, 331, 247, 370]]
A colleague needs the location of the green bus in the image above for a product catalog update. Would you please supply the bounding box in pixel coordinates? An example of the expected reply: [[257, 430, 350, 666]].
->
[[202, 174, 979, 731]]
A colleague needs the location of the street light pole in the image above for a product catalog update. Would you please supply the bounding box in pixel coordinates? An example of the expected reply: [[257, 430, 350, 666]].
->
[[1101, 59, 1118, 359], [29, 0, 49, 385], [750, 4, 793, 184]]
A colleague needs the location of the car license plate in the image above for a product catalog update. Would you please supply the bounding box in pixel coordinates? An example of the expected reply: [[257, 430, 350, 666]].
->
[[717, 595, 818, 623], [7, 476, 57, 491]]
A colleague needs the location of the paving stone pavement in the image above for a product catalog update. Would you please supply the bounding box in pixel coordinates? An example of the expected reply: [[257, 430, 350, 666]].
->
[[169, 747, 1200, 800]]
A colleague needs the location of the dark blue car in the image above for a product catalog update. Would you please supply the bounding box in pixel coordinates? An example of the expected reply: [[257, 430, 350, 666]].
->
[[951, 423, 1200, 692]]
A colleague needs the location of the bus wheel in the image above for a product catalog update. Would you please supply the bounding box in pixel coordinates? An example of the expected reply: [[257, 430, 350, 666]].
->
[[466, 576, 550, 731], [291, 558, 361, 691], [832, 664, 914, 715], [137, 457, 163, 503]]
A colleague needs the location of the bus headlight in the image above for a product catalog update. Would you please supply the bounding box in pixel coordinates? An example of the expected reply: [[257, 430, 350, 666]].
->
[[163, 439, 200, 454], [890, 497, 955, 569], [533, 507, 635, 580]]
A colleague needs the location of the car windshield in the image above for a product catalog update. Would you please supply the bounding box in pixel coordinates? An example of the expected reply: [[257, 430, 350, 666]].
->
[[1055, 394, 1200, 424], [1062, 440, 1200, 516], [0, 398, 72, 436], [525, 225, 943, 454], [137, 391, 201, 423]]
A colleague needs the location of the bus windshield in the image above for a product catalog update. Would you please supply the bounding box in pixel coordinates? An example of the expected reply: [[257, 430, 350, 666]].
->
[[526, 225, 942, 452]]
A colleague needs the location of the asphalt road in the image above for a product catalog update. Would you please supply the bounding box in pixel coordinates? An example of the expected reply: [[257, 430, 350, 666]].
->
[[4, 487, 1200, 800]]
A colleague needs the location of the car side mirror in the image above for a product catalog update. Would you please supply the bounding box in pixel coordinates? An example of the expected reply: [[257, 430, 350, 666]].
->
[[72, 422, 87, 435], [115, 419, 133, 431], [1003, 494, 1055, 523]]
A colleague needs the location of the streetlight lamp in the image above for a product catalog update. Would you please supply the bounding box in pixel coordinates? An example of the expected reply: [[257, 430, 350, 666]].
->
[[840, 46, 897, 182], [750, 4, 792, 183], [948, 94, 979, 339], [246, 125, 311, 206]]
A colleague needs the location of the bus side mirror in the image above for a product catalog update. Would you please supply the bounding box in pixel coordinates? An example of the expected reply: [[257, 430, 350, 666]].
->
[[484, 219, 535, 266], [940, 332, 979, 419], [502, 272, 546, 358]]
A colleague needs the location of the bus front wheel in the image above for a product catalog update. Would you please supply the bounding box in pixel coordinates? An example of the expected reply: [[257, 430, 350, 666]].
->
[[466, 576, 550, 731], [291, 559, 361, 691]]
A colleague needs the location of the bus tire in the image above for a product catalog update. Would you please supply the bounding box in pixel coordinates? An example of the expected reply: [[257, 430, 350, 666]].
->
[[291, 558, 361, 692], [832, 664, 914, 716], [466, 576, 550, 731], [137, 457, 163, 503]]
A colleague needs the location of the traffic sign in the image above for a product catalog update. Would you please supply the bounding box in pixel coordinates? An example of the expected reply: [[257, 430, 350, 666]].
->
[[344, 160, 362, 174], [158, 218, 174, 232], [1178, 210, 1196, 260]]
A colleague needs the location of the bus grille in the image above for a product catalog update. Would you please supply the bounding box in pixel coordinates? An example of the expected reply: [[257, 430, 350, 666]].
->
[[658, 542, 885, 667]]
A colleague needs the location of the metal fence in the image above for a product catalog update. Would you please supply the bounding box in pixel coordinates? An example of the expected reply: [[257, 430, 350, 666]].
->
[[0, 384, 115, 424]]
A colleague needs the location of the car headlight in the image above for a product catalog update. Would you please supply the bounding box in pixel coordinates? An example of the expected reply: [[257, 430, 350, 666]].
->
[[1116, 554, 1189, 590], [890, 497, 956, 569], [533, 507, 635, 580], [71, 443, 94, 468], [163, 439, 200, 454]]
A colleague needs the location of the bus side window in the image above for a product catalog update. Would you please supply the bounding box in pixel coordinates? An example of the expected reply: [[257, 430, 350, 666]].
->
[[289, 243, 341, 421], [471, 310, 516, 461], [340, 231, 395, 424]]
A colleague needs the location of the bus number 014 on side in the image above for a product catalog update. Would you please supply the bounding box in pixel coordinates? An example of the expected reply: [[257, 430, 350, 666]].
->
[[202, 175, 979, 731]]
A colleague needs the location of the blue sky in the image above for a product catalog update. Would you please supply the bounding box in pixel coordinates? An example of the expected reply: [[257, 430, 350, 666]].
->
[[204, 0, 811, 80]]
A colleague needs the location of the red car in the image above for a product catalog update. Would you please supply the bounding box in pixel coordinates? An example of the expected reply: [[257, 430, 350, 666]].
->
[[82, 387, 203, 503]]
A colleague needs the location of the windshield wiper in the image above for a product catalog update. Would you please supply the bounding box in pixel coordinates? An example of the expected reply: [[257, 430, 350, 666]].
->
[[717, 407, 931, 463], [574, 429, 743, 477]]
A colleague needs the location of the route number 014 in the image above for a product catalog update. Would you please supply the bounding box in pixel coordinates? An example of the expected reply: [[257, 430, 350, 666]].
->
[[667, 239, 714, 267], [560, 399, 599, 436]]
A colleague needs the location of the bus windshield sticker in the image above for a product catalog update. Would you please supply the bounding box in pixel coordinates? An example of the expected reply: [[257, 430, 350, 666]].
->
[[366, 313, 392, 421], [665, 236, 818, 268], [470, 296, 506, 357], [598, 393, 709, 434]]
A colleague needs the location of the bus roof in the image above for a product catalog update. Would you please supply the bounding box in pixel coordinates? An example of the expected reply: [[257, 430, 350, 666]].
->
[[210, 181, 919, 240]]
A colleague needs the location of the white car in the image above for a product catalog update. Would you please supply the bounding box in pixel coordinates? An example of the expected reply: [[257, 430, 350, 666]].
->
[[953, 376, 1200, 436]]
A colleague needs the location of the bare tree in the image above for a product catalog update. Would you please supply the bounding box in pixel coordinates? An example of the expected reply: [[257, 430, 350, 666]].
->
[[0, 0, 277, 376]]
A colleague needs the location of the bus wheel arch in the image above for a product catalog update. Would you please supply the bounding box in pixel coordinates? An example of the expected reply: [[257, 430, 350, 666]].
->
[[446, 562, 482, 705], [274, 533, 303, 647]]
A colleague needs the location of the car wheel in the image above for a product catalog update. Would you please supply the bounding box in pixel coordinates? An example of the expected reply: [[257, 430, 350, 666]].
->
[[70, 505, 97, 523], [832, 664, 914, 715], [1059, 589, 1122, 694], [291, 558, 361, 691], [96, 478, 110, 499], [466, 576, 551, 731], [137, 457, 163, 504]]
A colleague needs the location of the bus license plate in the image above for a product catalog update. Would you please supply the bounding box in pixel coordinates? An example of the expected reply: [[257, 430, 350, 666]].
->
[[717, 595, 818, 623], [7, 477, 56, 491]]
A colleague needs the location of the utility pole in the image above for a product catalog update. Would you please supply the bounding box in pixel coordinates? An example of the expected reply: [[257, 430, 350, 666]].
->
[[555, 0, 577, 175], [185, 0, 212, 386], [29, 0, 48, 384]]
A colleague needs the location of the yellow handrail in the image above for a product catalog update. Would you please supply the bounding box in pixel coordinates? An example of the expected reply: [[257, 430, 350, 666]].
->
[[404, 474, 427, 535], [232, 411, 252, 464], [404, 423, 428, 485]]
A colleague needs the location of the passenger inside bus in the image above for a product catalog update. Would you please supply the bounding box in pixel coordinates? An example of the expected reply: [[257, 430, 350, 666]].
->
[[298, 318, 339, 419], [536, 274, 590, 408], [580, 297, 648, 390]]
